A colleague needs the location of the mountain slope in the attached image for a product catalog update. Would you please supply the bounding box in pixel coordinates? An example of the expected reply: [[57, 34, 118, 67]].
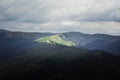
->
[[0, 29, 53, 61], [60, 32, 120, 55], [35, 34, 75, 46]]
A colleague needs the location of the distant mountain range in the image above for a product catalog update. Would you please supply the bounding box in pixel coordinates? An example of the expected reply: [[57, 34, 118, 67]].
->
[[1, 29, 119, 55], [0, 29, 120, 79]]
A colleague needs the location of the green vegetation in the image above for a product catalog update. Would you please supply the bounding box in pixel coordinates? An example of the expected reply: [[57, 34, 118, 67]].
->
[[35, 35, 75, 46]]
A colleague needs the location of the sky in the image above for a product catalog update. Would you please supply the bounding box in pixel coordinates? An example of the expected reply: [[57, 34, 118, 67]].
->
[[0, 0, 120, 35]]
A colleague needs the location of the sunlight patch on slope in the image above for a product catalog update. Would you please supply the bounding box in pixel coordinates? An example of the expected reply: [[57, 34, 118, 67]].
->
[[35, 35, 75, 46]]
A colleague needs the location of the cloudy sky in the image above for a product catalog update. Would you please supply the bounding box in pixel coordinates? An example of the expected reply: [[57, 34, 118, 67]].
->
[[0, 0, 120, 35]]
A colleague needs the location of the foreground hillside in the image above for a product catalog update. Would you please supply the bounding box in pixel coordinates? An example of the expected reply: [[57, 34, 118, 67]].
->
[[0, 43, 120, 80]]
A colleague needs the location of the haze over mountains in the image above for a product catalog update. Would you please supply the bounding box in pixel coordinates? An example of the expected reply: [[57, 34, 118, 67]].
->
[[0, 29, 120, 80]]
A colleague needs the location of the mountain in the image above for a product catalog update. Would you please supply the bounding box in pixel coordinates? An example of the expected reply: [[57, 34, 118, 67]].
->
[[0, 29, 120, 79], [0, 29, 120, 56], [35, 31, 120, 55], [60, 32, 120, 55], [0, 30, 53, 60]]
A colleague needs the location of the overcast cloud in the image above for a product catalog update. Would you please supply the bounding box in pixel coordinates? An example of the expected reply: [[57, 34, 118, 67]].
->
[[0, 0, 120, 35]]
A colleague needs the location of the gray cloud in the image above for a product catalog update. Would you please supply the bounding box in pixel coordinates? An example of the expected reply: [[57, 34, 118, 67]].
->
[[48, 0, 120, 22], [0, 0, 120, 22], [0, 0, 52, 23], [0, 0, 120, 35]]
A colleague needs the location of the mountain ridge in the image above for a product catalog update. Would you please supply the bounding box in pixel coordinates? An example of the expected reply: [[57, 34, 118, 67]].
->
[[1, 29, 120, 37], [0, 29, 120, 55]]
